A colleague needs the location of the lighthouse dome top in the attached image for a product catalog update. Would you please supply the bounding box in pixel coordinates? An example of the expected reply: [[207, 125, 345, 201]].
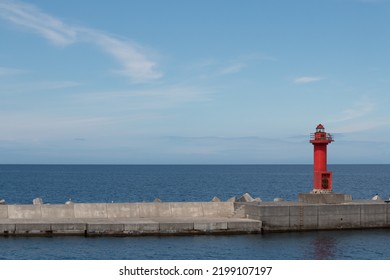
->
[[316, 124, 325, 133]]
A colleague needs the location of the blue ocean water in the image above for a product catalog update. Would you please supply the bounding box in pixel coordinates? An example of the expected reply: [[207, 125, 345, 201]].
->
[[0, 164, 390, 260]]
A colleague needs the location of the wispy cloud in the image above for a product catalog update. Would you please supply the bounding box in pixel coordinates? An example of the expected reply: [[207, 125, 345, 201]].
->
[[187, 52, 275, 79], [329, 102, 375, 123], [0, 0, 162, 83], [218, 53, 275, 76], [219, 63, 246, 75], [0, 66, 25, 76], [85, 31, 162, 82], [327, 101, 390, 133], [293, 76, 325, 84], [0, 0, 76, 46]]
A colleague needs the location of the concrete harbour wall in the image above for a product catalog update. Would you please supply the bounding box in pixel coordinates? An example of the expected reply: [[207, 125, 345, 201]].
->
[[1, 202, 234, 220], [239, 201, 390, 232], [2, 200, 389, 236], [0, 202, 262, 236]]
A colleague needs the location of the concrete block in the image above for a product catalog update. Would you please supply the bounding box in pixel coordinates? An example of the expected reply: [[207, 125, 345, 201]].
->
[[202, 202, 234, 217], [41, 204, 75, 219], [239, 204, 262, 220], [227, 221, 262, 231], [8, 205, 42, 219], [344, 194, 353, 201], [258, 205, 290, 217], [360, 203, 387, 214], [124, 222, 159, 232], [361, 204, 387, 227], [255, 206, 290, 229], [231, 204, 246, 218], [50, 223, 86, 234], [261, 216, 290, 229], [87, 223, 124, 234], [387, 204, 390, 225], [289, 205, 318, 230], [318, 204, 360, 229], [0, 205, 8, 219], [170, 202, 203, 217], [238, 193, 262, 202], [0, 224, 15, 233], [289, 205, 318, 216], [33, 198, 43, 205], [137, 223, 160, 232], [74, 203, 107, 218], [107, 203, 139, 218], [15, 223, 51, 234], [123, 223, 139, 231], [319, 204, 360, 215], [239, 193, 253, 202], [194, 222, 228, 231], [159, 222, 194, 233], [299, 193, 350, 204], [138, 203, 171, 218], [371, 194, 382, 201]]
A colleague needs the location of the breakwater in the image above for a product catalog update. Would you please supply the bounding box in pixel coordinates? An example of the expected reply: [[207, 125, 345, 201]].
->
[[0, 201, 261, 236], [1, 197, 390, 236], [237, 199, 390, 232]]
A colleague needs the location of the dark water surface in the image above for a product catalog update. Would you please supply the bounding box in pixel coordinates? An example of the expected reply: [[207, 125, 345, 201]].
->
[[0, 164, 389, 260]]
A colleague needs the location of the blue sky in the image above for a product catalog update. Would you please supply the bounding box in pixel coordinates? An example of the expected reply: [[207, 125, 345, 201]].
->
[[0, 0, 390, 164]]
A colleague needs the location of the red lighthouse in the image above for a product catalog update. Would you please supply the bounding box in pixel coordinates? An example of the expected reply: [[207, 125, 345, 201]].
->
[[310, 124, 334, 193]]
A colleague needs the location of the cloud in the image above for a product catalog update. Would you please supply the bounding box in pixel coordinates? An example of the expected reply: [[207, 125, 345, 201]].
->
[[84, 31, 162, 82], [187, 52, 275, 80], [0, 0, 162, 83], [329, 102, 375, 123], [218, 53, 276, 76], [219, 63, 246, 75], [327, 101, 390, 134], [0, 0, 76, 46], [293, 76, 325, 84], [0, 66, 25, 76]]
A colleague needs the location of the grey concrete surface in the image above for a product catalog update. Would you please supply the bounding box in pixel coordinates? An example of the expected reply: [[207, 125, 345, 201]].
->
[[237, 199, 390, 232], [0, 202, 261, 236], [1, 199, 389, 235], [299, 193, 352, 204]]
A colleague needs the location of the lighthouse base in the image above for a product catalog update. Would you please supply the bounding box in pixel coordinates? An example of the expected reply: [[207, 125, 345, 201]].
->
[[311, 189, 332, 194], [313, 171, 333, 192], [299, 193, 352, 204]]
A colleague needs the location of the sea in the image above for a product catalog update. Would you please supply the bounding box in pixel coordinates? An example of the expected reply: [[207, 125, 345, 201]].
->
[[0, 164, 389, 260]]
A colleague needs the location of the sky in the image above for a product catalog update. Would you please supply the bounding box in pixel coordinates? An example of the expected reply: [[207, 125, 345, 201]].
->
[[0, 0, 390, 164]]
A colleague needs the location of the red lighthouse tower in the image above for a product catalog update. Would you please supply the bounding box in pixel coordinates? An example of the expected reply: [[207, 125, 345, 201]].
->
[[310, 124, 334, 193]]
